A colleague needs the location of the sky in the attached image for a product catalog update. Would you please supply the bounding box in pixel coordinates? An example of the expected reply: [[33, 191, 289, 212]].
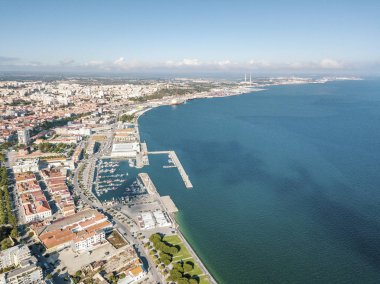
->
[[0, 0, 379, 74]]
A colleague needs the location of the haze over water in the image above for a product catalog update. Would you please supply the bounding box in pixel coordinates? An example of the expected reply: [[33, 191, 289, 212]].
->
[[138, 80, 380, 283]]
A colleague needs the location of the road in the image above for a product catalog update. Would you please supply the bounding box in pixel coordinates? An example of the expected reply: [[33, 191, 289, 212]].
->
[[112, 216, 164, 284]]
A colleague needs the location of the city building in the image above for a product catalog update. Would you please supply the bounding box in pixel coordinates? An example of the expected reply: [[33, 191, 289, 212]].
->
[[118, 263, 146, 284], [138, 212, 155, 230], [114, 128, 137, 143], [0, 245, 44, 284], [0, 245, 31, 269], [111, 143, 140, 158], [15, 171, 52, 223], [86, 140, 96, 155], [71, 146, 83, 163], [17, 128, 31, 145], [40, 168, 75, 216], [21, 191, 52, 223], [0, 258, 44, 284], [37, 209, 112, 252], [12, 159, 39, 173], [16, 180, 41, 195], [73, 229, 106, 251], [152, 210, 171, 227], [14, 172, 37, 184]]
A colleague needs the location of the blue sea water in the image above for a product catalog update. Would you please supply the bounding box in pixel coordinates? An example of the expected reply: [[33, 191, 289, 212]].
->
[[134, 80, 380, 283]]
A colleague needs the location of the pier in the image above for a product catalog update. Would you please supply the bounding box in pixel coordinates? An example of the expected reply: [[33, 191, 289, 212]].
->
[[138, 173, 157, 195], [149, 150, 193, 189]]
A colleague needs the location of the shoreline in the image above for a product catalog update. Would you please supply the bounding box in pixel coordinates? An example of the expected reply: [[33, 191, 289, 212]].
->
[[135, 86, 263, 124], [129, 78, 361, 283], [134, 90, 256, 284], [175, 216, 218, 284]]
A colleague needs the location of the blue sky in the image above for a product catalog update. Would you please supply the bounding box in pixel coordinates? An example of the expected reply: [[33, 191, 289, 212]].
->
[[0, 0, 379, 73]]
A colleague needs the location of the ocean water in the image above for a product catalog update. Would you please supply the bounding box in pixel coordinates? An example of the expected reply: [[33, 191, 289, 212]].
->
[[136, 80, 380, 284]]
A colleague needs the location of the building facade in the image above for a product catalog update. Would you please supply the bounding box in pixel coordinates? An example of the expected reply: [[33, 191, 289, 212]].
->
[[12, 159, 39, 174], [17, 128, 30, 145], [0, 246, 44, 284], [0, 245, 31, 269]]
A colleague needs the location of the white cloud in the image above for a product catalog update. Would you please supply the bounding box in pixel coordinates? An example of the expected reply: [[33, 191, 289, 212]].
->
[[319, 58, 343, 69], [182, 58, 201, 66], [59, 59, 75, 66], [248, 59, 271, 68], [114, 57, 126, 65], [80, 57, 348, 72], [165, 58, 202, 67], [0, 55, 359, 73], [217, 60, 231, 66]]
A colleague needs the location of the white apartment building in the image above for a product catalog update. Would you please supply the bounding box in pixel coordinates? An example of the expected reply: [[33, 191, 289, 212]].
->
[[0, 246, 44, 284], [73, 230, 106, 251], [12, 159, 39, 173], [17, 128, 30, 145], [0, 245, 31, 269], [24, 201, 52, 223], [0, 261, 43, 284]]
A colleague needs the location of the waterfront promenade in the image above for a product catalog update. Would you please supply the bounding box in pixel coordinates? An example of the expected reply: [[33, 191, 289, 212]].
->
[[138, 172, 216, 283]]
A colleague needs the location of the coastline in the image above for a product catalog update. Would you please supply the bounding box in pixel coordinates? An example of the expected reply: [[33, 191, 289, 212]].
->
[[132, 78, 361, 284], [134, 89, 259, 284], [175, 221, 218, 284]]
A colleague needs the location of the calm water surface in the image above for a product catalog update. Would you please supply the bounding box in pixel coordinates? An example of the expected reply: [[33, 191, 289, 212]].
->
[[135, 80, 380, 283]]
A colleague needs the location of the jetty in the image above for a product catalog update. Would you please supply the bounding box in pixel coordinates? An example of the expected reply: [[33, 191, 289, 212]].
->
[[160, 195, 178, 213], [138, 173, 157, 195], [149, 150, 193, 189]]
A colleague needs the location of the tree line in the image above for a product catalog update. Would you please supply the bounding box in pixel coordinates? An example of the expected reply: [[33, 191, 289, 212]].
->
[[38, 142, 76, 154], [149, 233, 199, 284], [0, 166, 18, 250]]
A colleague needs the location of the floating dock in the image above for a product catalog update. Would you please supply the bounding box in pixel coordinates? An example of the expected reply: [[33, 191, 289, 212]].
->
[[149, 150, 193, 189]]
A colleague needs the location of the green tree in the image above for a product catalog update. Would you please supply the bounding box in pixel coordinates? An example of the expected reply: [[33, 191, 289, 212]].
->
[[149, 233, 162, 244], [162, 258, 171, 266], [183, 261, 194, 272], [178, 278, 190, 284], [1, 239, 10, 250], [169, 246, 179, 255], [168, 269, 183, 282], [10, 228, 19, 239], [173, 262, 184, 273], [189, 279, 199, 284]]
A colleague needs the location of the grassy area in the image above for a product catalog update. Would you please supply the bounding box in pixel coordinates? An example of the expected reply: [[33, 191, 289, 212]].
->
[[163, 234, 181, 244], [163, 235, 192, 260], [163, 235, 210, 283], [199, 275, 210, 284]]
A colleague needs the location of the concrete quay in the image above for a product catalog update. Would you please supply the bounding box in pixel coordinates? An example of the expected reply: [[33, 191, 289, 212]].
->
[[138, 172, 157, 195], [149, 150, 193, 189]]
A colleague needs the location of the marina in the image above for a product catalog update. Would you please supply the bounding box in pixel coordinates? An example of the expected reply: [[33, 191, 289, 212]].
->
[[93, 159, 144, 198]]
